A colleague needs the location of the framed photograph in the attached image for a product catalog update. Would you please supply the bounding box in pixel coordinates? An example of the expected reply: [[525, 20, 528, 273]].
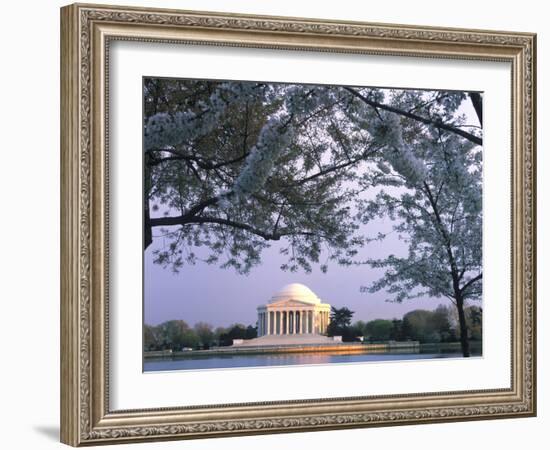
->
[[60, 3, 536, 446]]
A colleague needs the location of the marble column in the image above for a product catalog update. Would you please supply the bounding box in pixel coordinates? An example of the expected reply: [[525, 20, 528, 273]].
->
[[290, 311, 294, 334], [286, 311, 289, 334], [313, 311, 321, 334], [260, 313, 263, 336]]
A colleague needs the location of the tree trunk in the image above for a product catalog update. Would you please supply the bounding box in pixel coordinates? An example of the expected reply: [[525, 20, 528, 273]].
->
[[144, 156, 153, 250], [144, 201, 152, 250], [468, 92, 483, 127], [455, 295, 470, 357]]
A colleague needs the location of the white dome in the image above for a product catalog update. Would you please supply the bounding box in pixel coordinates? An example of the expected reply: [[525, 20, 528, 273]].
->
[[269, 283, 321, 305]]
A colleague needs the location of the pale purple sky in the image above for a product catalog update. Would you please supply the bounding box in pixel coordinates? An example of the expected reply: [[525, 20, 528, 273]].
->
[[144, 212, 450, 327]]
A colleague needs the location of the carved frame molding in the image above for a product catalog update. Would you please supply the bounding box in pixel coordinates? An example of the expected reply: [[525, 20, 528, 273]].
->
[[60, 3, 536, 446]]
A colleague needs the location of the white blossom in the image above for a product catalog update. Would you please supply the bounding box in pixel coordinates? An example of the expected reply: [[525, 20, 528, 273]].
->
[[233, 112, 294, 198], [227, 87, 333, 201], [368, 111, 427, 184], [144, 82, 257, 151], [367, 110, 404, 148]]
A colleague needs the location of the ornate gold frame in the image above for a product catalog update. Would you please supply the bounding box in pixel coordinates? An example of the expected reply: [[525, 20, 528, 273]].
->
[[60, 2, 536, 446]]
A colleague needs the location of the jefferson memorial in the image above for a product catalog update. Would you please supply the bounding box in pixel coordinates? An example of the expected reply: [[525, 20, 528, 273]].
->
[[235, 283, 336, 346]]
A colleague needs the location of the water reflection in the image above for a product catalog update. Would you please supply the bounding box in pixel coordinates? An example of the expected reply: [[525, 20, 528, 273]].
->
[[144, 347, 481, 372]]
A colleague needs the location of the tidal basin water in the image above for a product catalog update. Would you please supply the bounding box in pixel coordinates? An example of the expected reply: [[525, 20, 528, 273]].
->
[[144, 347, 481, 372]]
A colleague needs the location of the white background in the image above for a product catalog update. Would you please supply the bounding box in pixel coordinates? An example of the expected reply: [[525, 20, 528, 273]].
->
[[110, 42, 511, 409], [0, 0, 546, 449]]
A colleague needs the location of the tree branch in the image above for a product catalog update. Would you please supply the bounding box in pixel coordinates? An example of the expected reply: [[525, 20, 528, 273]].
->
[[344, 87, 483, 146], [280, 149, 374, 189], [146, 148, 249, 170], [149, 214, 321, 242], [460, 273, 483, 295]]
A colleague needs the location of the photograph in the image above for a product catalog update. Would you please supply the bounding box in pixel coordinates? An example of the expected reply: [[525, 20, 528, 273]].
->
[[142, 77, 484, 372]]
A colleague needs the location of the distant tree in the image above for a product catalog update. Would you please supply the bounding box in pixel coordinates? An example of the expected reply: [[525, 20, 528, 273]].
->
[[402, 310, 440, 343], [327, 306, 355, 340], [389, 319, 404, 341], [330, 306, 354, 328], [156, 320, 200, 350], [400, 316, 414, 341], [431, 304, 455, 342], [351, 320, 368, 338], [465, 305, 483, 341], [217, 323, 256, 346], [194, 322, 215, 349], [144, 324, 161, 351], [213, 326, 226, 345], [245, 325, 258, 340], [364, 319, 394, 342]]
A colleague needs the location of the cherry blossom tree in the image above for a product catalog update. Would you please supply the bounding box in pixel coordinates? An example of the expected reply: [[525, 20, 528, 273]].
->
[[144, 79, 380, 273], [355, 89, 482, 357]]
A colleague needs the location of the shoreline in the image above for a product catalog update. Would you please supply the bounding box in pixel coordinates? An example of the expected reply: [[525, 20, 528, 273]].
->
[[144, 341, 480, 359]]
